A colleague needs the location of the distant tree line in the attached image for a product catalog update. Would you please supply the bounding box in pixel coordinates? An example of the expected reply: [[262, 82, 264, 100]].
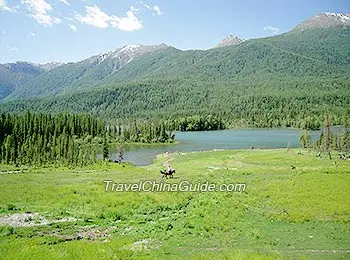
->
[[165, 115, 225, 131], [109, 120, 175, 143]]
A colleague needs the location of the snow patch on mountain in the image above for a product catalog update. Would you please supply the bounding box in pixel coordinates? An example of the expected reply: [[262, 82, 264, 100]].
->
[[88, 44, 169, 68], [295, 12, 350, 31]]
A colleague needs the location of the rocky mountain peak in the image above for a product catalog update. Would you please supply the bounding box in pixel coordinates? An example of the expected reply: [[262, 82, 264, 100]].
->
[[215, 35, 243, 48], [294, 12, 350, 31], [87, 43, 169, 69]]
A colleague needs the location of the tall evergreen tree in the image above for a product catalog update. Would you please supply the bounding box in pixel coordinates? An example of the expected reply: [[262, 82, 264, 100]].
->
[[299, 130, 311, 148], [103, 135, 109, 160], [323, 112, 332, 159]]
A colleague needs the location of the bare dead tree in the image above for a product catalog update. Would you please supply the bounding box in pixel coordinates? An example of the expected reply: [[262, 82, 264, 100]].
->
[[323, 111, 332, 159]]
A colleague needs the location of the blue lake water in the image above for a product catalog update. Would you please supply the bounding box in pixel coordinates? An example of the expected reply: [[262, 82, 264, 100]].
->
[[109, 129, 321, 166]]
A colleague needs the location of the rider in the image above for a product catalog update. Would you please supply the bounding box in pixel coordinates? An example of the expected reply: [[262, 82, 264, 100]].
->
[[167, 164, 172, 174]]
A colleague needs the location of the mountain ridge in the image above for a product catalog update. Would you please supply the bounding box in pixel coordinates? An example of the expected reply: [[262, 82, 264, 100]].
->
[[294, 12, 350, 31], [1, 25, 350, 102], [2, 43, 170, 100], [0, 12, 349, 128], [1, 11, 349, 66]]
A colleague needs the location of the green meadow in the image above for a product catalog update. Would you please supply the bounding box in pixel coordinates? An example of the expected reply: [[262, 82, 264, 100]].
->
[[0, 149, 349, 259]]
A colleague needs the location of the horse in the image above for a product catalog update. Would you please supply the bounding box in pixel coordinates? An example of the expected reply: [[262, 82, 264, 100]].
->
[[160, 169, 175, 179]]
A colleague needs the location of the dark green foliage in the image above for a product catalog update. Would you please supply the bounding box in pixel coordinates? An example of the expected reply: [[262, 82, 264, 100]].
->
[[0, 112, 175, 166], [342, 121, 350, 153], [264, 28, 350, 66], [2, 76, 348, 130], [102, 135, 109, 160], [311, 113, 350, 157], [169, 115, 225, 131], [121, 120, 174, 143], [0, 112, 105, 166], [323, 112, 332, 153]]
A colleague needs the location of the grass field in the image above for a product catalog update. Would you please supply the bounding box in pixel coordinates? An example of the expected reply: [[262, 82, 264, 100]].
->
[[0, 149, 349, 259]]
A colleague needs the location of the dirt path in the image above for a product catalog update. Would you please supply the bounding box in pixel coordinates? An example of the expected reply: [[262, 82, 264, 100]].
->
[[0, 212, 77, 227]]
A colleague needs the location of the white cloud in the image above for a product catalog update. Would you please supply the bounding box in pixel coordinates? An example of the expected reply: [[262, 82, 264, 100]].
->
[[69, 24, 77, 32], [76, 5, 110, 28], [140, 2, 163, 16], [130, 6, 139, 13], [153, 5, 162, 15], [264, 25, 280, 34], [140, 0, 150, 10], [59, 0, 69, 6], [28, 32, 36, 38], [65, 16, 74, 22], [76, 5, 142, 31], [110, 11, 143, 31], [0, 0, 15, 12], [22, 0, 61, 26]]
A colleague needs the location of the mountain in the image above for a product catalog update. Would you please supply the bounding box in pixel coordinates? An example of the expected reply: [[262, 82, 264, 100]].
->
[[38, 62, 63, 71], [2, 62, 44, 75], [295, 12, 350, 31], [215, 35, 243, 48], [2, 44, 169, 100], [0, 61, 64, 100], [0, 62, 43, 100], [0, 13, 349, 128]]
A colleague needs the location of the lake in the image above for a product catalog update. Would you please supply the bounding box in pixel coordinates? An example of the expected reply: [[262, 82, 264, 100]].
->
[[109, 128, 321, 166]]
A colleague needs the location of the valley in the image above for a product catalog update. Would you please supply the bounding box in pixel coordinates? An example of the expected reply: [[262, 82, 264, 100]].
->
[[1, 9, 350, 260]]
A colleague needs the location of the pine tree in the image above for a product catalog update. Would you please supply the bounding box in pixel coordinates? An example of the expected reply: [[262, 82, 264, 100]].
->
[[299, 130, 311, 148], [342, 121, 350, 154], [5, 135, 14, 164], [103, 135, 109, 160], [323, 112, 332, 159]]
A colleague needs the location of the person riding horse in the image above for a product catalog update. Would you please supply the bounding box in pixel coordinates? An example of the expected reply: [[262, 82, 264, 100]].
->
[[161, 165, 175, 178]]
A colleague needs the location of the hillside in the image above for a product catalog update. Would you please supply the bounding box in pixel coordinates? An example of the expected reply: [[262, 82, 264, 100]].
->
[[0, 13, 349, 128], [2, 44, 169, 100], [0, 62, 43, 100]]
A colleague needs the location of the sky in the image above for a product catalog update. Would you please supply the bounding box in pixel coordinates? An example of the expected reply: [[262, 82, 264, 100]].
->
[[0, 0, 349, 63]]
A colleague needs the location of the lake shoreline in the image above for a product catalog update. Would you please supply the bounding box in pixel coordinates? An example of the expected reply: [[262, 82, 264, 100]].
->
[[110, 128, 321, 166]]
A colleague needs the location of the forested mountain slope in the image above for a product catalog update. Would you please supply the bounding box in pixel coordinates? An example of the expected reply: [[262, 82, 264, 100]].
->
[[3, 44, 169, 100], [0, 14, 349, 129], [0, 62, 43, 100]]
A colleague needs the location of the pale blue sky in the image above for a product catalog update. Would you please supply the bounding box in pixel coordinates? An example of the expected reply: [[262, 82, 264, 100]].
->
[[0, 0, 349, 63]]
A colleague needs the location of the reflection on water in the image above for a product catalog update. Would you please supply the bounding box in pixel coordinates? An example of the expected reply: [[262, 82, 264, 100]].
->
[[109, 129, 321, 166]]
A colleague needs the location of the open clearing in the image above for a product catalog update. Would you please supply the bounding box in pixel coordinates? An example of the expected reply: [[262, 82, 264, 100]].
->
[[0, 149, 349, 259]]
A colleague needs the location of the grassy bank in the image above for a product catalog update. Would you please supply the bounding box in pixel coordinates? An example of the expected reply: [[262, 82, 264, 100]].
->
[[124, 140, 180, 146], [0, 149, 349, 259]]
